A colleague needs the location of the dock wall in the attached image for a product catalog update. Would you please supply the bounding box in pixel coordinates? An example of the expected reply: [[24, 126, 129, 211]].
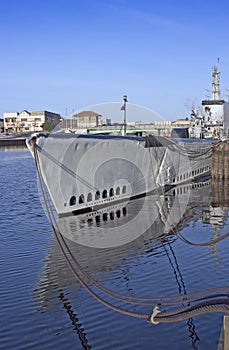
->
[[0, 138, 26, 148], [212, 143, 229, 180], [211, 179, 229, 207]]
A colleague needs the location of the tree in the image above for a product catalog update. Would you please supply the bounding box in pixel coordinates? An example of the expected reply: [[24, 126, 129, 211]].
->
[[42, 120, 53, 131]]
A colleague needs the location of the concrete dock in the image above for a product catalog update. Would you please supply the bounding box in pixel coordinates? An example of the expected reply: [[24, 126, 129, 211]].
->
[[0, 136, 26, 148], [212, 142, 229, 180], [218, 316, 229, 350]]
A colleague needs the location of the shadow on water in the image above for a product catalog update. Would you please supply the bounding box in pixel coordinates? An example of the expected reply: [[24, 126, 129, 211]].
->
[[35, 179, 229, 349]]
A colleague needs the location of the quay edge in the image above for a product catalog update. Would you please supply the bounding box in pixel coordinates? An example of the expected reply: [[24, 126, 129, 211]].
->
[[0, 137, 26, 148]]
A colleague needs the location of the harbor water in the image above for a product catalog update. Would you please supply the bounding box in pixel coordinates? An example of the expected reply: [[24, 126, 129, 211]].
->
[[1, 148, 229, 350]]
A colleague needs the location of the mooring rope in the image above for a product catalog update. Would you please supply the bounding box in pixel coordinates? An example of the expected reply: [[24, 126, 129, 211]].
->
[[176, 231, 229, 246], [149, 299, 229, 324], [33, 141, 229, 324]]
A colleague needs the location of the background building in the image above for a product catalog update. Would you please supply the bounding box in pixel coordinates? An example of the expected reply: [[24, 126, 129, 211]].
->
[[73, 111, 101, 128], [0, 118, 4, 132], [3, 110, 61, 133], [72, 110, 111, 129]]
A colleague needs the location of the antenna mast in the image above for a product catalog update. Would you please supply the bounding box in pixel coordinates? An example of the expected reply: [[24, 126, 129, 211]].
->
[[212, 58, 221, 100]]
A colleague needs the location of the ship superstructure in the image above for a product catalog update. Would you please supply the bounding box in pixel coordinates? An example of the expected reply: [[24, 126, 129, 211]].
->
[[192, 59, 229, 138]]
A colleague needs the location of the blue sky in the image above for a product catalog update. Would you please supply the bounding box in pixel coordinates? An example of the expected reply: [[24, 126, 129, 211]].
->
[[1, 0, 229, 122]]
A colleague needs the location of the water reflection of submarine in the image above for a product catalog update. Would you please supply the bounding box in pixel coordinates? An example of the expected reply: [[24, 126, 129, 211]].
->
[[36, 180, 229, 335], [57, 180, 212, 249], [57, 193, 166, 249], [37, 181, 220, 297]]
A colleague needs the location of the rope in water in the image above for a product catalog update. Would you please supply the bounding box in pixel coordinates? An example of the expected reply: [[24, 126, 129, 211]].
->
[[176, 231, 229, 246], [33, 141, 229, 324]]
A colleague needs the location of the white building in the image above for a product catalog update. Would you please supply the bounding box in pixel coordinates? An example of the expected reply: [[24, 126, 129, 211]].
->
[[4, 110, 61, 133], [98, 117, 111, 126]]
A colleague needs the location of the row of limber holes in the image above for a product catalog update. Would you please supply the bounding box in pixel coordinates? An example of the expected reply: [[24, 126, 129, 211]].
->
[[174, 165, 211, 182], [82, 207, 127, 224], [173, 180, 210, 195], [70, 185, 127, 206]]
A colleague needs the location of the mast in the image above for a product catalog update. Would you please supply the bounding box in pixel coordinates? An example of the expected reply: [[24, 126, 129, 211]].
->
[[212, 58, 221, 100]]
